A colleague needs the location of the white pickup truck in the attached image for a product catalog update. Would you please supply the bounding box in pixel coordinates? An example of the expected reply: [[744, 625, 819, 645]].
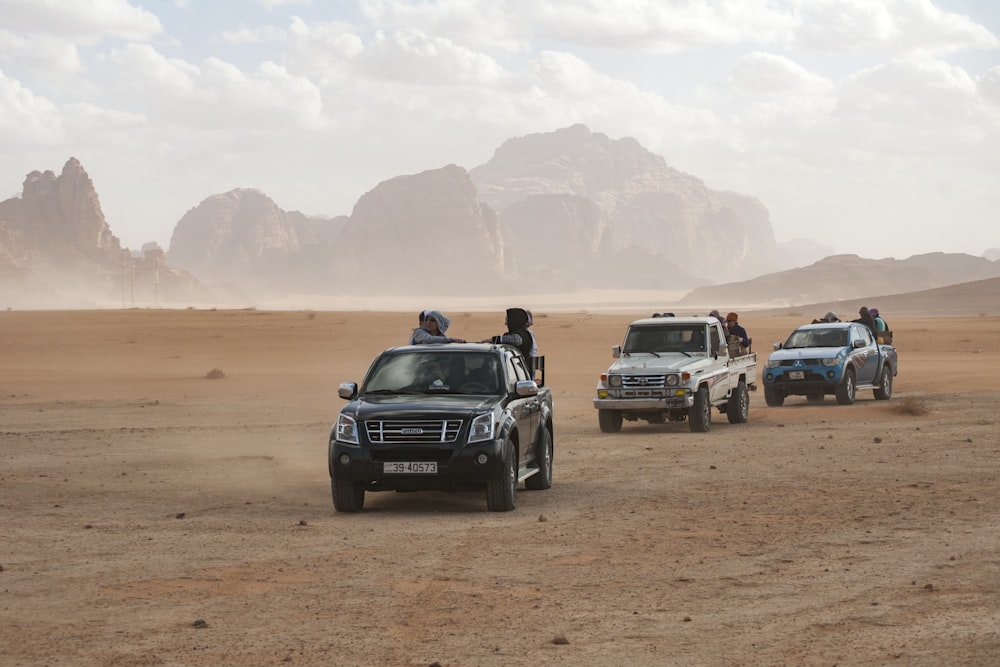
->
[[594, 315, 757, 433]]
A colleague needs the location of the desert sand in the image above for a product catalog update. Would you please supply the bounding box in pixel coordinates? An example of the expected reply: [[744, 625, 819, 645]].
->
[[2, 305, 999, 666]]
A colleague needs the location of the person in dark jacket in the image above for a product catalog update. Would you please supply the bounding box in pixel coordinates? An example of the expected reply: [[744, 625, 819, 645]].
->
[[725, 311, 750, 350], [853, 306, 877, 333], [488, 307, 534, 363]]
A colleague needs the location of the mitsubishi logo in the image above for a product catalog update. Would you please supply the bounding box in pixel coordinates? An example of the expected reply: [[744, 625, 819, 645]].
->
[[793, 360, 804, 367]]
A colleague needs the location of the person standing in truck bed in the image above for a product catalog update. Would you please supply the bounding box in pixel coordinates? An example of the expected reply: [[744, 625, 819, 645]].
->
[[410, 310, 466, 345], [725, 312, 750, 353], [486, 307, 534, 370]]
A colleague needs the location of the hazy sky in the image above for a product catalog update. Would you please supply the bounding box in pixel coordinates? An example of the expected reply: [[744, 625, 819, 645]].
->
[[1, 0, 998, 259]]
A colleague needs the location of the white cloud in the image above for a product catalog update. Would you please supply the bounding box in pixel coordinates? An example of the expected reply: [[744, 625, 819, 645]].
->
[[837, 58, 982, 144], [0, 0, 162, 43], [97, 43, 325, 130], [980, 66, 1000, 105], [222, 24, 287, 45], [792, 0, 999, 56], [731, 51, 835, 95], [0, 29, 83, 75], [258, 0, 313, 8], [0, 69, 64, 147], [359, 0, 797, 54]]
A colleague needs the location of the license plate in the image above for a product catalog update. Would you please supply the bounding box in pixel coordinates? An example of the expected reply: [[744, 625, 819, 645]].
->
[[789, 370, 805, 380], [384, 461, 437, 474]]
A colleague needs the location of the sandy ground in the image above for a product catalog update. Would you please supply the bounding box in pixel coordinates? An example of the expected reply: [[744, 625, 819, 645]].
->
[[2, 307, 999, 666]]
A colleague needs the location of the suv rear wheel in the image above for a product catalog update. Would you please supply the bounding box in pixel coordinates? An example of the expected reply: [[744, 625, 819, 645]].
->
[[873, 364, 893, 400], [525, 427, 553, 490], [726, 382, 749, 424]]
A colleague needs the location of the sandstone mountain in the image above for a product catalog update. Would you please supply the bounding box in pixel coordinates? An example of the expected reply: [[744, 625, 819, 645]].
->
[[0, 158, 209, 308], [166, 125, 800, 299], [754, 275, 1000, 319], [679, 252, 1000, 309], [327, 164, 507, 294], [471, 124, 788, 287], [4, 138, 996, 309], [167, 188, 346, 299]]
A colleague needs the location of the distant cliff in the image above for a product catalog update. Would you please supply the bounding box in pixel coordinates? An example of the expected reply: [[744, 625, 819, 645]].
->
[[5, 134, 995, 309], [471, 124, 779, 286], [0, 158, 209, 308], [328, 164, 507, 294], [167, 188, 345, 299], [164, 126, 788, 297]]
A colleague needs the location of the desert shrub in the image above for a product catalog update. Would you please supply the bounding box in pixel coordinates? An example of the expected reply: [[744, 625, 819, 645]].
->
[[894, 395, 928, 416], [306, 311, 316, 320], [205, 368, 226, 380]]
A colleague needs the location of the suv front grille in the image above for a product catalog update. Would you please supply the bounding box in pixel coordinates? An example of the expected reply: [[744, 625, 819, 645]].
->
[[364, 419, 463, 443], [621, 374, 667, 388]]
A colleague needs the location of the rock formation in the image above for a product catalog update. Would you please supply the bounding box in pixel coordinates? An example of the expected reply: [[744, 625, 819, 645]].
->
[[327, 164, 507, 294], [166, 188, 345, 298], [0, 158, 209, 308], [470, 124, 779, 285], [679, 252, 1000, 308]]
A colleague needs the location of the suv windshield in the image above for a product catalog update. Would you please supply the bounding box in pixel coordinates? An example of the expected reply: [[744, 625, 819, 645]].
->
[[364, 351, 502, 394], [784, 328, 849, 349], [623, 325, 706, 354]]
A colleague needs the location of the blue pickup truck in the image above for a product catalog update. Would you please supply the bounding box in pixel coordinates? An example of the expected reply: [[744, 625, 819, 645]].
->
[[762, 322, 897, 406]]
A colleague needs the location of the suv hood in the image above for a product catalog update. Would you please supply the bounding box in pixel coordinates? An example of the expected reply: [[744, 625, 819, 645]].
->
[[769, 346, 844, 361], [351, 394, 497, 420], [608, 354, 707, 374]]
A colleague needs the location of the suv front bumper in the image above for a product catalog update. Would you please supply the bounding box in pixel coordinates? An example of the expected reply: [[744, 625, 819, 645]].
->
[[330, 438, 505, 492]]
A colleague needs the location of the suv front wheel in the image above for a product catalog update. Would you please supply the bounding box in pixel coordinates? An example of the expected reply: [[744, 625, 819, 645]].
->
[[486, 439, 517, 511]]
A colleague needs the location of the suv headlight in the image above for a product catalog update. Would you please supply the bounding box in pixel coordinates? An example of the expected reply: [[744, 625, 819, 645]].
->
[[334, 414, 359, 445], [608, 375, 622, 388], [822, 358, 840, 366], [468, 413, 495, 444], [665, 374, 679, 387], [765, 358, 781, 368]]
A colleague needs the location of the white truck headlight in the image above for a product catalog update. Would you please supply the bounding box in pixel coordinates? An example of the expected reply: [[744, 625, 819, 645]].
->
[[608, 375, 623, 387]]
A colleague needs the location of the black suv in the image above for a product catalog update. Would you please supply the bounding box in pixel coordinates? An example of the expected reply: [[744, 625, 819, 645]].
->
[[328, 343, 554, 512]]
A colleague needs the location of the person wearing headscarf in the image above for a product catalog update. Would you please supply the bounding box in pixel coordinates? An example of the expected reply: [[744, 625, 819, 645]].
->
[[407, 310, 427, 343], [409, 310, 465, 344], [812, 311, 841, 324], [724, 311, 750, 349], [709, 309, 725, 326], [488, 307, 534, 361], [853, 306, 877, 333]]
